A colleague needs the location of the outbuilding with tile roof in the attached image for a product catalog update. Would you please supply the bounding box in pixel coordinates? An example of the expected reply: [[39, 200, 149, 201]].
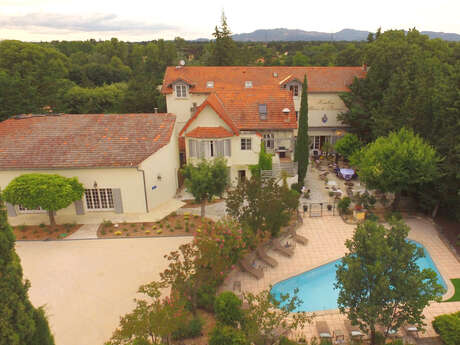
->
[[0, 113, 180, 225]]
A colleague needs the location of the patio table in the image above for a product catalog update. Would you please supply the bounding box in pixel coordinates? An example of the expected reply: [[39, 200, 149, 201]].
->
[[339, 168, 355, 180]]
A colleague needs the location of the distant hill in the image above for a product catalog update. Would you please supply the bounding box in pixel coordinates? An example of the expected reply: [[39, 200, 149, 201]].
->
[[231, 28, 460, 42]]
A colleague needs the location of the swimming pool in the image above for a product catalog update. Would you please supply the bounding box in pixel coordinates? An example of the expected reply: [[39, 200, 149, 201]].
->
[[271, 240, 447, 312]]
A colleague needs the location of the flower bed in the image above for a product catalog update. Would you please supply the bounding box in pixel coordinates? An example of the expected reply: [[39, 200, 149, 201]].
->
[[13, 223, 81, 240], [97, 213, 214, 238]]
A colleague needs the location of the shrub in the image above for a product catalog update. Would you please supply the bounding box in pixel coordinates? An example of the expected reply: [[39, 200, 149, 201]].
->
[[384, 211, 402, 222], [115, 231, 122, 236], [130, 223, 136, 228], [171, 211, 177, 217], [175, 223, 182, 229], [338, 197, 351, 214], [214, 292, 243, 327], [39, 223, 46, 228], [432, 311, 460, 345], [63, 223, 73, 230], [172, 316, 203, 340], [102, 219, 113, 228], [197, 284, 217, 312], [279, 336, 300, 345], [101, 229, 106, 235], [366, 213, 379, 222], [18, 224, 27, 232], [209, 324, 249, 345], [291, 183, 301, 193]]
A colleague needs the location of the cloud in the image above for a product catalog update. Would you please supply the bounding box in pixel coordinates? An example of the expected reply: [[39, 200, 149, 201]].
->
[[0, 12, 178, 33]]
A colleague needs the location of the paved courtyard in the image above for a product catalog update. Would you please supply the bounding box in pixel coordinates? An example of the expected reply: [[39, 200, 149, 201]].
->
[[222, 216, 460, 343], [16, 236, 191, 345]]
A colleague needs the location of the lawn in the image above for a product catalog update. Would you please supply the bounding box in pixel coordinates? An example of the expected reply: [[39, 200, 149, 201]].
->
[[445, 278, 460, 302]]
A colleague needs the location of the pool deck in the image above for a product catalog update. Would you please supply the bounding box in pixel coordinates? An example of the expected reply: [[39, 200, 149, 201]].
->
[[222, 215, 460, 343]]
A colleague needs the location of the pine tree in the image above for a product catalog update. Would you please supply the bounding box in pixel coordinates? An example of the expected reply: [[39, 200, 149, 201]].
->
[[209, 12, 238, 66], [294, 74, 309, 187], [0, 192, 55, 345]]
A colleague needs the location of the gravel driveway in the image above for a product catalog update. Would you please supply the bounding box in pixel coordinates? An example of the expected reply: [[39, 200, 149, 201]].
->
[[16, 237, 191, 345]]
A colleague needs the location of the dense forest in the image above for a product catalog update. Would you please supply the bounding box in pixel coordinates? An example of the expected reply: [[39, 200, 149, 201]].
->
[[0, 25, 459, 219], [0, 33, 375, 120]]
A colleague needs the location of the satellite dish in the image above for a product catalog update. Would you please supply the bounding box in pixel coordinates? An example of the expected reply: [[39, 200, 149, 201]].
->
[[179, 59, 185, 66]]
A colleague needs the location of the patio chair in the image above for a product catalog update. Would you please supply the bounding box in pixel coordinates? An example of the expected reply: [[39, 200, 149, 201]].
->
[[344, 320, 365, 340], [316, 321, 333, 340], [239, 256, 264, 280], [272, 238, 294, 257], [256, 246, 278, 267]]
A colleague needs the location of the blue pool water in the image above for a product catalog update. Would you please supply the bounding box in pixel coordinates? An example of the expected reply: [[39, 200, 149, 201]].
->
[[271, 240, 447, 312]]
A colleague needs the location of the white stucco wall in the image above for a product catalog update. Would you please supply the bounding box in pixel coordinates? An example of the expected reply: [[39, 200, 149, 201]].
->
[[138, 134, 179, 211], [0, 167, 145, 225], [165, 93, 208, 132], [1, 135, 179, 225], [183, 105, 232, 133]]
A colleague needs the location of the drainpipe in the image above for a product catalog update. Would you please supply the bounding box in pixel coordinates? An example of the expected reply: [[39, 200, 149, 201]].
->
[[137, 167, 149, 213]]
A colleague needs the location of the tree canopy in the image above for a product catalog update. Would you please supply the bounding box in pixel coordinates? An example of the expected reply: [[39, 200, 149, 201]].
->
[[338, 29, 459, 218], [351, 128, 441, 209], [3, 174, 84, 225], [335, 220, 444, 345], [181, 158, 228, 217], [226, 176, 299, 238], [0, 193, 55, 345], [208, 12, 239, 66], [334, 133, 362, 160]]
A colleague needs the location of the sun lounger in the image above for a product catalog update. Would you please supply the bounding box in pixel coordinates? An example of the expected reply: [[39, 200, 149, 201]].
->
[[239, 256, 264, 280], [273, 238, 294, 257], [256, 247, 278, 267], [345, 320, 365, 339], [288, 225, 308, 245], [316, 321, 333, 339], [406, 324, 419, 338]]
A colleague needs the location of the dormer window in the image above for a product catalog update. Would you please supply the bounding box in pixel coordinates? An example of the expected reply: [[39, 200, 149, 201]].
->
[[289, 84, 299, 97], [175, 84, 187, 98], [206, 81, 214, 88], [245, 81, 253, 88], [258, 103, 267, 120]]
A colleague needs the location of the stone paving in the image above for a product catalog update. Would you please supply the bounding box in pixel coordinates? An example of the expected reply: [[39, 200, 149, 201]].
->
[[65, 223, 99, 239], [222, 215, 460, 344]]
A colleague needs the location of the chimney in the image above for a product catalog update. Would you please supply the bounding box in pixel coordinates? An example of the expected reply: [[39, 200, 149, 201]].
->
[[154, 107, 158, 113]]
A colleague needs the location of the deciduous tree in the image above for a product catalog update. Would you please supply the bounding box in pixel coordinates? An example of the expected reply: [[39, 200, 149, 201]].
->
[[3, 174, 84, 226], [226, 176, 299, 238], [241, 288, 311, 345], [334, 133, 362, 160], [108, 281, 189, 345], [351, 128, 440, 210], [181, 158, 228, 217], [335, 220, 444, 345]]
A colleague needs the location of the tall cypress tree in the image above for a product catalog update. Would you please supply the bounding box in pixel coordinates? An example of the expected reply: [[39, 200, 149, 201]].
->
[[0, 192, 55, 345], [294, 74, 309, 186]]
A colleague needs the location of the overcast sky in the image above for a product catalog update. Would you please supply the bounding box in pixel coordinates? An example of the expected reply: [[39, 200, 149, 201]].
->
[[1, 0, 459, 41]]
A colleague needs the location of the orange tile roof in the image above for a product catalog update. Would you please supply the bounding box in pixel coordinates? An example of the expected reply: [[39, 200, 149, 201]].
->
[[0, 113, 175, 169], [161, 66, 366, 94], [186, 126, 234, 138], [179, 93, 239, 136], [217, 89, 297, 130], [180, 89, 296, 134]]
